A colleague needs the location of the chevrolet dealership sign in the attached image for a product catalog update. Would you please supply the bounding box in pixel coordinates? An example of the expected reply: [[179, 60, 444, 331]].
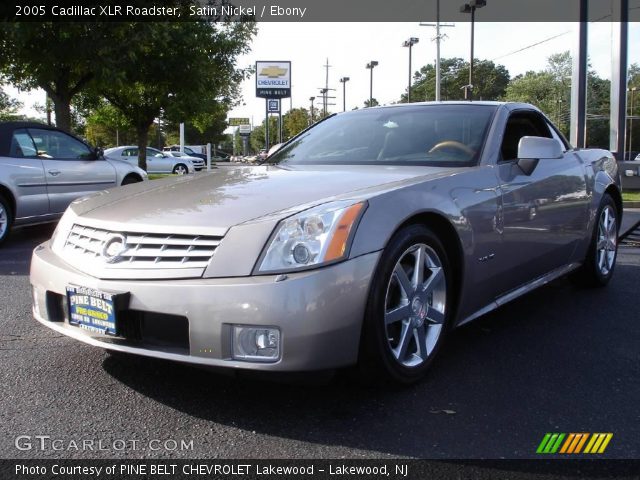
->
[[256, 61, 291, 98]]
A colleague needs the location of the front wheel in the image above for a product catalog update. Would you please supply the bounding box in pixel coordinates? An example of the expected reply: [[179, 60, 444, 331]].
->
[[0, 194, 13, 246], [572, 193, 619, 287], [358, 224, 453, 385], [173, 164, 188, 175]]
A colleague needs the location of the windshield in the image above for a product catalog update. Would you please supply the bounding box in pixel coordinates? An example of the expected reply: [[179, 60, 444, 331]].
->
[[266, 104, 497, 167]]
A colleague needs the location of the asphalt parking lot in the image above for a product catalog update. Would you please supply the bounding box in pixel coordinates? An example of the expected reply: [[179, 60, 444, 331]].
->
[[0, 222, 639, 460]]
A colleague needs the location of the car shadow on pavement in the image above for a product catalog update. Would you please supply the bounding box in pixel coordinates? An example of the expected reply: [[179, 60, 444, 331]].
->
[[101, 255, 640, 460]]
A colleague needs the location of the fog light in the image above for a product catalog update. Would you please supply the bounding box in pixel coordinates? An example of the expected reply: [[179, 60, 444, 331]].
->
[[232, 326, 280, 362]]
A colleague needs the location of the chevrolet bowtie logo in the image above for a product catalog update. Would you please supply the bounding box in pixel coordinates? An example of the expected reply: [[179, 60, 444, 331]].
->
[[260, 66, 288, 78]]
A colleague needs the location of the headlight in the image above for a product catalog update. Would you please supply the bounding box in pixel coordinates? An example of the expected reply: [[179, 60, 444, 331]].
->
[[256, 200, 366, 274]]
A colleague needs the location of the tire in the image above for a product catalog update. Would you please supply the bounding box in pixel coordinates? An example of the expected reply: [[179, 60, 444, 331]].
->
[[172, 164, 188, 175], [121, 174, 141, 186], [0, 194, 13, 246], [358, 224, 453, 385], [572, 193, 619, 287]]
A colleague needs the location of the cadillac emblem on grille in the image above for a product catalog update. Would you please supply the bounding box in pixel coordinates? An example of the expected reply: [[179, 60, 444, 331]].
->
[[101, 234, 127, 263]]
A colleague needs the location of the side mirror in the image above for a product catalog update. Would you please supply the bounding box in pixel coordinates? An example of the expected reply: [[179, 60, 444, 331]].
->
[[518, 136, 563, 160], [516, 137, 563, 175], [93, 146, 104, 159]]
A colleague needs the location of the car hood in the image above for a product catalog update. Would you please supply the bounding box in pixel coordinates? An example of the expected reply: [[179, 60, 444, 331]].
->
[[69, 164, 460, 235]]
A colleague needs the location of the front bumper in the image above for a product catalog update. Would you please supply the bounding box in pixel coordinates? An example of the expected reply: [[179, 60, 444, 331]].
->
[[30, 242, 379, 372]]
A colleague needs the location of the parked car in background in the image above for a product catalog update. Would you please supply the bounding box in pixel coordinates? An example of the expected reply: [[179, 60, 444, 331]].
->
[[104, 146, 195, 175], [0, 122, 146, 245], [212, 152, 231, 162], [164, 151, 205, 171], [163, 145, 207, 162], [30, 102, 621, 384]]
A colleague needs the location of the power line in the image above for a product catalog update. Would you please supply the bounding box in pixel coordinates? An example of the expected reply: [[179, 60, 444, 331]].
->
[[491, 31, 570, 62]]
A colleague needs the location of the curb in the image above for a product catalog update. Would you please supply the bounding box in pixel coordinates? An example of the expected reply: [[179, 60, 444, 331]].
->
[[623, 201, 640, 209]]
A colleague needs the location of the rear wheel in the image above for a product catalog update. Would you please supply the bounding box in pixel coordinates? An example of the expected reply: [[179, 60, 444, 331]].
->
[[358, 224, 453, 385], [0, 194, 13, 246], [173, 164, 188, 175], [573, 193, 619, 287]]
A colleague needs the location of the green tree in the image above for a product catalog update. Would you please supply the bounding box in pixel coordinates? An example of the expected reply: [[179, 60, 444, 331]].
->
[[364, 98, 379, 108], [0, 23, 112, 132], [283, 108, 309, 139], [99, 21, 255, 170], [84, 101, 134, 148], [250, 116, 279, 152], [0, 86, 22, 120], [408, 58, 510, 102]]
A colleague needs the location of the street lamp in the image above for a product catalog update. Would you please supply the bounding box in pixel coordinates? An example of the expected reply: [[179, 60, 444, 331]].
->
[[460, 0, 486, 100], [630, 87, 638, 160], [366, 61, 379, 107], [339, 77, 350, 112], [402, 37, 419, 103], [309, 96, 315, 125]]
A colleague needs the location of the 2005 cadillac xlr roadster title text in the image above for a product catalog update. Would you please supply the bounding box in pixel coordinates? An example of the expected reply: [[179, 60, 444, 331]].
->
[[30, 102, 621, 384]]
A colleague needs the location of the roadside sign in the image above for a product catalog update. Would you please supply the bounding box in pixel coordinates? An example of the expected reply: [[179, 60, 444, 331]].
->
[[268, 99, 280, 113], [256, 61, 291, 98], [238, 124, 251, 136], [228, 118, 250, 126]]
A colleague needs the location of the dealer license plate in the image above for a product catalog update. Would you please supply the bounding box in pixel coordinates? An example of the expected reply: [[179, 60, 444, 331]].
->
[[66, 286, 117, 335]]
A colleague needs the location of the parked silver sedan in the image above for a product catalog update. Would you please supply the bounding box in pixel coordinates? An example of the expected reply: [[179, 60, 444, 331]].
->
[[104, 146, 196, 175], [164, 151, 206, 171], [0, 122, 147, 245], [30, 102, 621, 384]]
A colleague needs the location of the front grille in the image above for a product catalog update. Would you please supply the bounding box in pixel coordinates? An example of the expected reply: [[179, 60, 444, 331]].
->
[[63, 224, 221, 271]]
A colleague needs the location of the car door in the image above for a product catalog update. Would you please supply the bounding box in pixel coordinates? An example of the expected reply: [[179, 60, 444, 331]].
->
[[0, 129, 49, 219], [495, 110, 589, 292], [27, 128, 118, 214], [146, 148, 169, 173]]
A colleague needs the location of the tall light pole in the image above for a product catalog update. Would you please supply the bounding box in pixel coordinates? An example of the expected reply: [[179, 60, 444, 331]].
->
[[630, 87, 638, 159], [460, 0, 486, 100], [366, 61, 379, 107], [309, 96, 315, 125], [402, 37, 419, 103], [339, 77, 350, 112]]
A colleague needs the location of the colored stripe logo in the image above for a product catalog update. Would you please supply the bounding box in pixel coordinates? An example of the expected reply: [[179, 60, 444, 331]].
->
[[536, 433, 613, 454]]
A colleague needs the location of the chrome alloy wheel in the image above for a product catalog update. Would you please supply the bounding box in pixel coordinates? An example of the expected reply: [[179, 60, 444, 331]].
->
[[174, 165, 188, 175], [0, 203, 7, 239], [596, 205, 617, 276], [384, 243, 447, 368]]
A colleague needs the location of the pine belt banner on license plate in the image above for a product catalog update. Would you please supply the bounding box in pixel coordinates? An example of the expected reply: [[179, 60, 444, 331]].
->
[[66, 286, 121, 335]]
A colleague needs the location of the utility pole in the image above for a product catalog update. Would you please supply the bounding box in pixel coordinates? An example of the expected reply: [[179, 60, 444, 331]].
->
[[420, 0, 454, 101], [323, 58, 331, 116]]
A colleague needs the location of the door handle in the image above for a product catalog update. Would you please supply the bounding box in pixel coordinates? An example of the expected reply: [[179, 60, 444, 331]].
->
[[48, 170, 61, 176]]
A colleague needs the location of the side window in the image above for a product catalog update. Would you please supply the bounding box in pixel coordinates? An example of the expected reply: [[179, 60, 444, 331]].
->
[[122, 148, 137, 156], [27, 128, 93, 160], [500, 112, 552, 162], [9, 129, 37, 158], [147, 148, 163, 157]]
